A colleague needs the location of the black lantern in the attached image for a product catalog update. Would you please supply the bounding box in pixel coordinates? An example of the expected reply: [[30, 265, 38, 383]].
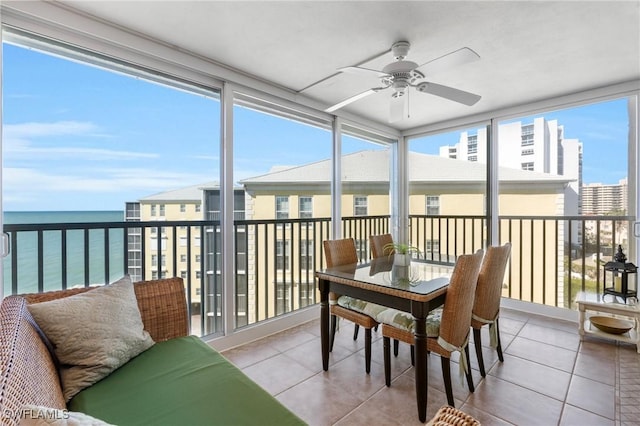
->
[[603, 245, 637, 303]]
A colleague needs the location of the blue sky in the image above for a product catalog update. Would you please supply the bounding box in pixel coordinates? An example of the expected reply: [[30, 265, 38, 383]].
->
[[1, 43, 630, 211]]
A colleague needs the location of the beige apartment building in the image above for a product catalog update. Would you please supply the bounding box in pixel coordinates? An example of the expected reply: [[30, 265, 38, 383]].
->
[[241, 149, 574, 311], [126, 149, 575, 328], [126, 183, 206, 297]]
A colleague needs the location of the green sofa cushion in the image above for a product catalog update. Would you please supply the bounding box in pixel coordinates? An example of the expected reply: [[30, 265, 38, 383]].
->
[[69, 335, 304, 426]]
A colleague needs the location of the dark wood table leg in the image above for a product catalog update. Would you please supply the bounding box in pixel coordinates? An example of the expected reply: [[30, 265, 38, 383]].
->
[[319, 278, 329, 371], [412, 302, 428, 422]]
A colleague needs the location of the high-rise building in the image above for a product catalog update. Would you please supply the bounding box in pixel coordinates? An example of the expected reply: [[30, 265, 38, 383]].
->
[[439, 118, 583, 242], [125, 183, 246, 334], [582, 178, 628, 215]]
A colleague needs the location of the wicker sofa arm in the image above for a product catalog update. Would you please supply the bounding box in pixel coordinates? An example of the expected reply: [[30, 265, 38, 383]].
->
[[20, 277, 189, 342]]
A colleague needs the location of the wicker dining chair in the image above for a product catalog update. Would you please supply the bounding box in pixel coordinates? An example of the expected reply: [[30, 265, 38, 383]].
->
[[324, 238, 379, 374], [370, 233, 394, 259], [381, 249, 484, 407], [472, 242, 511, 377], [369, 233, 402, 355]]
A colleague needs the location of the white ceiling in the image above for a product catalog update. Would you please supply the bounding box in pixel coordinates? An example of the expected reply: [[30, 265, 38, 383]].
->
[[47, 1, 640, 131]]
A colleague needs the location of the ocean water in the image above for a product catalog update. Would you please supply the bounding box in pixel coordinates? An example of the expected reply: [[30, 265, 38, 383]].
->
[[3, 211, 126, 295]]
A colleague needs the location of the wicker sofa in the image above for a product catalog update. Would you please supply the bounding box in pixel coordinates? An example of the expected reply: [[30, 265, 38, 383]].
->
[[0, 277, 304, 426]]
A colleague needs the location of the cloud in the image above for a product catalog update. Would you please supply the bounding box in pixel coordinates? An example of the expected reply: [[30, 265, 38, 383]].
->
[[4, 121, 100, 138], [3, 120, 156, 160], [3, 167, 214, 195]]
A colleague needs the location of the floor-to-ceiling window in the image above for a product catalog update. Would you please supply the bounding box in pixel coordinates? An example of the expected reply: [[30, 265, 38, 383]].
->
[[1, 32, 221, 337], [496, 98, 633, 308], [340, 124, 394, 261], [233, 92, 332, 328], [408, 124, 489, 263]]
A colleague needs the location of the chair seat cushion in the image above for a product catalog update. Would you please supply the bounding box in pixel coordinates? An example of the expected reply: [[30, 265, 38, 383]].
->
[[336, 295, 386, 319], [376, 307, 443, 337]]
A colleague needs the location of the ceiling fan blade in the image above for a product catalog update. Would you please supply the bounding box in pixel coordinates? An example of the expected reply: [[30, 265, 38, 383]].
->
[[417, 82, 481, 106], [325, 88, 378, 113], [389, 92, 408, 123], [418, 47, 480, 76], [338, 66, 390, 78]]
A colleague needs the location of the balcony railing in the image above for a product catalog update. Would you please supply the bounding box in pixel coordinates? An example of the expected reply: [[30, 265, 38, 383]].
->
[[3, 214, 634, 336]]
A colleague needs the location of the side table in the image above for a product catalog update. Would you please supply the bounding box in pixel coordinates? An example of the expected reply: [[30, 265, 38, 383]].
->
[[576, 292, 640, 353]]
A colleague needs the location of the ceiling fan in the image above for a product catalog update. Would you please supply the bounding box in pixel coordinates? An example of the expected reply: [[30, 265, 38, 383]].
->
[[325, 41, 482, 122]]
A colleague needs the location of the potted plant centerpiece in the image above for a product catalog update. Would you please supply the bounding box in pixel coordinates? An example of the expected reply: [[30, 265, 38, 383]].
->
[[383, 242, 421, 267]]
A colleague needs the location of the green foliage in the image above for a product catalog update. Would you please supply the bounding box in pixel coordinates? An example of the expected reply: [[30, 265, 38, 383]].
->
[[383, 242, 421, 256]]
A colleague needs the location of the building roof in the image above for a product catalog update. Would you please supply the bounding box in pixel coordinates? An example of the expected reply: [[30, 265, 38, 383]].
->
[[240, 150, 573, 185], [139, 181, 219, 202], [142, 149, 574, 202]]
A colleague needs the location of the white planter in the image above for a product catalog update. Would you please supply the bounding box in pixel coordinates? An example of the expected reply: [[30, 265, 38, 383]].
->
[[394, 253, 412, 267]]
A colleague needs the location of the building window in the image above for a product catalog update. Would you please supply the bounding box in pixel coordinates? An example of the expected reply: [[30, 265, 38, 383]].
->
[[276, 240, 290, 270], [179, 236, 188, 247], [522, 162, 534, 171], [149, 238, 166, 251], [299, 197, 312, 219], [196, 271, 201, 279], [300, 240, 313, 269], [468, 155, 477, 162], [159, 204, 165, 216], [195, 254, 201, 263], [467, 135, 478, 154], [276, 196, 289, 219], [426, 240, 440, 254], [355, 239, 367, 260], [151, 254, 158, 266], [151, 204, 157, 217], [521, 124, 534, 146], [161, 254, 166, 267], [426, 196, 440, 215], [354, 196, 368, 216], [152, 271, 158, 280], [195, 204, 201, 213], [522, 148, 534, 155], [180, 204, 186, 213], [180, 254, 187, 262], [180, 270, 187, 279]]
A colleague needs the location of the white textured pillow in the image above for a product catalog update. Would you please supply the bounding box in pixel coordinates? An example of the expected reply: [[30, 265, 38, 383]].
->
[[19, 405, 113, 426], [28, 276, 155, 402]]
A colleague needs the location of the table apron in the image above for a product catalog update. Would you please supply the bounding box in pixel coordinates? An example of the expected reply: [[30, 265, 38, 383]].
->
[[323, 280, 446, 318]]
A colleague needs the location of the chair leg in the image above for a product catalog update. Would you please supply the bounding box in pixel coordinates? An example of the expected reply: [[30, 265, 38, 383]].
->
[[441, 356, 455, 407], [464, 344, 475, 393], [330, 315, 337, 352], [496, 318, 505, 362], [383, 336, 391, 387], [473, 327, 486, 377], [393, 339, 399, 356], [365, 328, 372, 374], [410, 345, 415, 366], [353, 324, 360, 341]]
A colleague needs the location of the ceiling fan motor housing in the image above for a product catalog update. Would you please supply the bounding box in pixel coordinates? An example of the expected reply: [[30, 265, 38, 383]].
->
[[391, 41, 411, 60]]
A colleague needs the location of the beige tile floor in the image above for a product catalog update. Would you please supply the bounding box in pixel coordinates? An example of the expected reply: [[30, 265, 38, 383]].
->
[[222, 308, 640, 425]]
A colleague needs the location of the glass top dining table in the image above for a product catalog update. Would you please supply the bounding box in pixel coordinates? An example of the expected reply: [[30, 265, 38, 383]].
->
[[315, 257, 454, 422]]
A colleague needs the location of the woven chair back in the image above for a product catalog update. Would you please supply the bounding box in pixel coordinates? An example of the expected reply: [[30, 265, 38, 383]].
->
[[473, 243, 511, 322], [323, 238, 358, 267], [370, 234, 394, 258], [439, 250, 484, 348]]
